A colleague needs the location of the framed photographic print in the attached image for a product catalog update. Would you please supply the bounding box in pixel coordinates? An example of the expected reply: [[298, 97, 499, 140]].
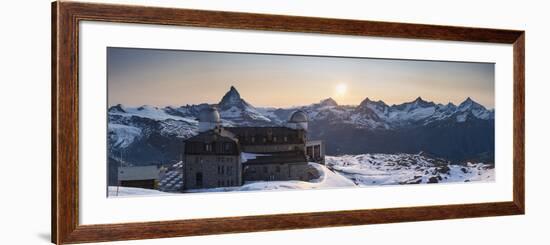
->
[[52, 1, 525, 244]]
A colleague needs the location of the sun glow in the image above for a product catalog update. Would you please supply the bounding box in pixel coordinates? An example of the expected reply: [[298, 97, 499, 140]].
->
[[335, 83, 347, 96]]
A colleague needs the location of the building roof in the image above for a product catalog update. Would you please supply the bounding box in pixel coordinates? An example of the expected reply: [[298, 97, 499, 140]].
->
[[118, 166, 160, 181], [185, 128, 238, 143], [225, 126, 304, 145], [184, 128, 241, 155], [306, 140, 323, 146]]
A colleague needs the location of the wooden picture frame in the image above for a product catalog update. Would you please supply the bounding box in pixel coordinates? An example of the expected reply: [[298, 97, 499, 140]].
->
[[52, 1, 525, 244]]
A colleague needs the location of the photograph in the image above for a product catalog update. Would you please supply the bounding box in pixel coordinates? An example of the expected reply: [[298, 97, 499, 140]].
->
[[2, 0, 539, 244], [107, 47, 495, 197]]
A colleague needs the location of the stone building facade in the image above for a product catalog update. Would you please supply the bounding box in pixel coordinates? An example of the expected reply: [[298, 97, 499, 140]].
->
[[182, 107, 325, 191], [183, 128, 242, 189]]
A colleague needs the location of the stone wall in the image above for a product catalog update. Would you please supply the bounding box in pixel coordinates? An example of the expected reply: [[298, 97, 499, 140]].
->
[[241, 144, 304, 153], [183, 154, 241, 190], [243, 162, 316, 182]]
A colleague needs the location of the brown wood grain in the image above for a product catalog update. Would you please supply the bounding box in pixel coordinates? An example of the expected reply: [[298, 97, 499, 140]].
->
[[52, 1, 525, 244], [51, 2, 58, 243], [513, 33, 526, 213]]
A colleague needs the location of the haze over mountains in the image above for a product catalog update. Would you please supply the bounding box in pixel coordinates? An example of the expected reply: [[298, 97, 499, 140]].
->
[[108, 86, 494, 168]]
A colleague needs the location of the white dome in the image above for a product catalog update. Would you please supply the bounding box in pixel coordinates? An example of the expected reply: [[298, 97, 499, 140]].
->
[[288, 110, 308, 123], [198, 107, 221, 123], [286, 110, 308, 131], [198, 107, 221, 132]]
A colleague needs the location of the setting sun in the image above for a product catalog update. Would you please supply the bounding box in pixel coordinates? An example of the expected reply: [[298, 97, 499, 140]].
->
[[335, 83, 347, 96]]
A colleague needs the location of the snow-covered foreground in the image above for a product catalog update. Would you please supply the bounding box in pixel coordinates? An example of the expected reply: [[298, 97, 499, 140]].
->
[[326, 153, 494, 186], [108, 186, 168, 197], [109, 154, 494, 197]]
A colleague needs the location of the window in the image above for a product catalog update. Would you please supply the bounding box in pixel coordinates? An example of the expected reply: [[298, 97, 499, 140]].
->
[[262, 137, 267, 143], [221, 166, 225, 174], [314, 145, 321, 158], [195, 172, 203, 187], [224, 142, 231, 151], [273, 136, 277, 142], [276, 165, 281, 173], [205, 143, 212, 152], [306, 146, 313, 159], [251, 137, 255, 143], [283, 136, 288, 142]]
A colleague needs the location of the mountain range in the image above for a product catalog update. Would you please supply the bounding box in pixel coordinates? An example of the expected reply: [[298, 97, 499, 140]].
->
[[108, 86, 494, 167]]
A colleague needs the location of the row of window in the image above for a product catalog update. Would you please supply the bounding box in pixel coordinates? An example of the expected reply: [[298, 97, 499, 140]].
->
[[194, 156, 234, 163], [217, 165, 234, 175], [204, 142, 232, 152], [306, 145, 322, 159], [245, 135, 290, 143]]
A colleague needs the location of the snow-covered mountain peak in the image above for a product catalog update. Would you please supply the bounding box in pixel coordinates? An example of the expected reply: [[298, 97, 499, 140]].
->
[[319, 97, 338, 107], [218, 85, 254, 111], [359, 97, 388, 109], [456, 97, 493, 120], [445, 102, 457, 109], [137, 105, 159, 111], [358, 97, 373, 107], [219, 86, 242, 104], [108, 104, 126, 113], [458, 97, 485, 111], [390, 97, 435, 113], [412, 96, 435, 108]]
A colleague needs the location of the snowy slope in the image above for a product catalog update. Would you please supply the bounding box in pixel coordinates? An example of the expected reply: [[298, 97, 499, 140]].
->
[[108, 186, 169, 197], [108, 124, 142, 148], [109, 104, 197, 123], [326, 153, 494, 185]]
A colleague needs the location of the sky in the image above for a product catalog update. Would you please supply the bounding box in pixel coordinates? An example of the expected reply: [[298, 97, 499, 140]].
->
[[107, 47, 495, 109]]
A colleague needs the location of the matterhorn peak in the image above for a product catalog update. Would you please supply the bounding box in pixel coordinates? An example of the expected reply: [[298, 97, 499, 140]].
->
[[218, 85, 253, 110], [220, 85, 241, 103], [226, 85, 241, 98]]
